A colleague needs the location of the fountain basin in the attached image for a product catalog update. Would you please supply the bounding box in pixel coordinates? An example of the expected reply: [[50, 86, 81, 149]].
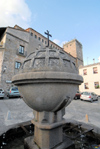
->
[[12, 47, 83, 112], [12, 71, 82, 112]]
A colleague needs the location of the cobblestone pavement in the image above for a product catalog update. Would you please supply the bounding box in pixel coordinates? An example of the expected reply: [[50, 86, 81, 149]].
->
[[0, 97, 100, 135]]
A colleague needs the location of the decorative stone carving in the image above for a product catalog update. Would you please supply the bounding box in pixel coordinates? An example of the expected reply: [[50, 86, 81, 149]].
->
[[18, 47, 77, 72]]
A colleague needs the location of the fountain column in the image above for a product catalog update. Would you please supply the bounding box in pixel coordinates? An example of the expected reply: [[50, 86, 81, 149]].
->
[[32, 110, 65, 148]]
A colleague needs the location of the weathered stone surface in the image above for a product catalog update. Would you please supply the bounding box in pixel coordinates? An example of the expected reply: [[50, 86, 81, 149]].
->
[[34, 126, 62, 149], [12, 46, 83, 149], [63, 39, 83, 66], [24, 135, 74, 149]]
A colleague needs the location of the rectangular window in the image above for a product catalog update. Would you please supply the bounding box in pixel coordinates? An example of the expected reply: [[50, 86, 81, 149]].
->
[[84, 83, 89, 89], [93, 67, 98, 74], [42, 39, 44, 42], [83, 69, 87, 75], [31, 32, 33, 36], [38, 37, 41, 41], [35, 35, 37, 38], [19, 45, 24, 54], [15, 62, 21, 69], [94, 82, 99, 89], [45, 41, 47, 44]]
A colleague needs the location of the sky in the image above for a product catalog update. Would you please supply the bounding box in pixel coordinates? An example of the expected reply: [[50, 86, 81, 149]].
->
[[0, 0, 100, 65]]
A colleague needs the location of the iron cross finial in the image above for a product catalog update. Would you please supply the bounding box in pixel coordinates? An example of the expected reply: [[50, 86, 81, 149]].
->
[[44, 30, 52, 47]]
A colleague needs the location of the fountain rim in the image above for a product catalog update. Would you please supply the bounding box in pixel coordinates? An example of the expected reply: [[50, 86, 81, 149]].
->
[[12, 71, 83, 85]]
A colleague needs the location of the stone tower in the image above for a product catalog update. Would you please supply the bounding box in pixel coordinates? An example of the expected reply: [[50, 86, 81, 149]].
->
[[63, 39, 83, 67]]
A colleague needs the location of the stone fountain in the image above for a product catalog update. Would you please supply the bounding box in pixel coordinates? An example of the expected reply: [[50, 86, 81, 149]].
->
[[12, 46, 83, 149]]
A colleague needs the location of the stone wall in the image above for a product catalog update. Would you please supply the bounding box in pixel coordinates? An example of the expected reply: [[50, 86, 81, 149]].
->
[[7, 27, 29, 43], [26, 28, 62, 51], [63, 39, 83, 67], [0, 32, 6, 89], [76, 41, 83, 61], [0, 49, 4, 88], [63, 40, 77, 57], [1, 28, 29, 91]]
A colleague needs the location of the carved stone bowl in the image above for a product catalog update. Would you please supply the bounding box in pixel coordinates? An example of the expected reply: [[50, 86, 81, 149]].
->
[[12, 47, 83, 112]]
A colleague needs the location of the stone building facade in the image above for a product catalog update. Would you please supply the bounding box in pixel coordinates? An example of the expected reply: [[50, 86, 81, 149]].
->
[[0, 25, 83, 91], [79, 63, 100, 95], [63, 39, 83, 67]]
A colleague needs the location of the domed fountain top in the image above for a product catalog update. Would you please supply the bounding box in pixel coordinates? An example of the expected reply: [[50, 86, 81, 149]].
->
[[19, 47, 78, 73]]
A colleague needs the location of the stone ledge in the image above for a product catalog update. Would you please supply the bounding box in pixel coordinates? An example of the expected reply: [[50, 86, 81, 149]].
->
[[24, 135, 74, 149], [31, 119, 66, 129]]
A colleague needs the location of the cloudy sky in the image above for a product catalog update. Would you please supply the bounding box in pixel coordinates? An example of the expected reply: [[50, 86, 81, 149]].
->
[[0, 0, 100, 65]]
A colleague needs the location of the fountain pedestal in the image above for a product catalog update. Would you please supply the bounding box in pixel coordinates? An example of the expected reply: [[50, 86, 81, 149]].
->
[[24, 109, 73, 149], [33, 110, 64, 148]]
